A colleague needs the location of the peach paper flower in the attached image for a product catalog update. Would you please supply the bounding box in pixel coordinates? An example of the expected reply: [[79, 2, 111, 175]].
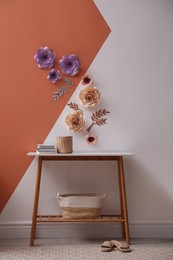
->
[[65, 110, 85, 132], [79, 86, 101, 107]]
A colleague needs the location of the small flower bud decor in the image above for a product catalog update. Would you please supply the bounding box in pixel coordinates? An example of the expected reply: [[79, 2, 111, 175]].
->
[[81, 75, 93, 86], [47, 69, 61, 83], [85, 133, 97, 145]]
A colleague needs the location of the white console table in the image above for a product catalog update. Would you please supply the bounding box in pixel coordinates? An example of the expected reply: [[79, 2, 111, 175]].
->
[[27, 152, 134, 246]]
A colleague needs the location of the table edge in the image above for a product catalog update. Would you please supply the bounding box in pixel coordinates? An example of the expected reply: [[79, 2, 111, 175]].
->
[[27, 152, 134, 157]]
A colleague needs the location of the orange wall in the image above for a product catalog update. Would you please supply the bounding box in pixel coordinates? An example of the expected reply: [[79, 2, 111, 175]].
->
[[0, 0, 110, 212]]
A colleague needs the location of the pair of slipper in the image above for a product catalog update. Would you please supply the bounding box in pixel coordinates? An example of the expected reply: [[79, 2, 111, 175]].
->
[[101, 240, 131, 253]]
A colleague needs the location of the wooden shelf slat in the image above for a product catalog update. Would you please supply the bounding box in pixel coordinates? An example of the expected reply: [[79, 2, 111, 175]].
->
[[36, 214, 124, 223]]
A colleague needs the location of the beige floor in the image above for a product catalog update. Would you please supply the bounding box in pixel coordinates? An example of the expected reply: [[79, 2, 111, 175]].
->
[[0, 238, 173, 248]]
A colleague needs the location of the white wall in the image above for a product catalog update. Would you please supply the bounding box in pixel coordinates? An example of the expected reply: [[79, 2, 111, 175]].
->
[[1, 0, 173, 239]]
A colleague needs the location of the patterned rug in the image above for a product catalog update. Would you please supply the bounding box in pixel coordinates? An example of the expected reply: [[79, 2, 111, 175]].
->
[[0, 246, 173, 260]]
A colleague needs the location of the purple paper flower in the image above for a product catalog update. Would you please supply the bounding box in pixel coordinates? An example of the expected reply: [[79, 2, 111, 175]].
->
[[59, 54, 80, 76], [47, 69, 61, 84], [34, 47, 56, 69]]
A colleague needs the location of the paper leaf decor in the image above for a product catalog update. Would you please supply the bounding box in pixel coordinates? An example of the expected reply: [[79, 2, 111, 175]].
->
[[67, 102, 80, 110], [87, 109, 110, 132], [53, 86, 70, 101], [64, 77, 74, 86]]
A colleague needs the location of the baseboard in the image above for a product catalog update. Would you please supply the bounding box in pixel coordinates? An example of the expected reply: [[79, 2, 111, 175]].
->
[[0, 221, 173, 239]]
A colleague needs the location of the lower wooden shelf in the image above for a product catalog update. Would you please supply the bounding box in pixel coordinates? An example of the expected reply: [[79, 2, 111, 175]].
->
[[36, 214, 125, 223]]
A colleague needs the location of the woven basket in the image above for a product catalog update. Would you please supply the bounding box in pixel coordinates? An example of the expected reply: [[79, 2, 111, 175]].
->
[[56, 136, 73, 153], [57, 193, 107, 219]]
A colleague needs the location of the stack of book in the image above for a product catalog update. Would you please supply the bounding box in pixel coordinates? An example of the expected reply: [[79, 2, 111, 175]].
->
[[37, 144, 56, 153]]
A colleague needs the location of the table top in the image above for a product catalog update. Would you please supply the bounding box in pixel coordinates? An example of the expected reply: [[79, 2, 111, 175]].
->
[[27, 152, 134, 157]]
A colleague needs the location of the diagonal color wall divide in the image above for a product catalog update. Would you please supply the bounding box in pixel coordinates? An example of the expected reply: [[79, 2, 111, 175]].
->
[[0, 0, 110, 212]]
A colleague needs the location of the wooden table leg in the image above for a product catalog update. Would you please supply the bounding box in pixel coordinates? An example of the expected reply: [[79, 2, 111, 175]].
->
[[30, 156, 42, 246], [117, 157, 125, 238], [117, 156, 130, 244]]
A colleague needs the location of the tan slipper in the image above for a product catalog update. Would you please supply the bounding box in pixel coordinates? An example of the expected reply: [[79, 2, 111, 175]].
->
[[111, 240, 131, 253], [101, 241, 113, 252]]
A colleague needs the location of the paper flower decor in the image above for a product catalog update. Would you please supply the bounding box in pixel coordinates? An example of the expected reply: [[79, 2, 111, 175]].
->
[[86, 109, 110, 133], [59, 54, 80, 76], [85, 109, 110, 145], [85, 133, 97, 145], [79, 85, 101, 108], [34, 47, 81, 99], [65, 102, 110, 145], [47, 69, 61, 83], [53, 77, 74, 101], [81, 75, 93, 86], [65, 102, 85, 132], [34, 47, 56, 69]]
